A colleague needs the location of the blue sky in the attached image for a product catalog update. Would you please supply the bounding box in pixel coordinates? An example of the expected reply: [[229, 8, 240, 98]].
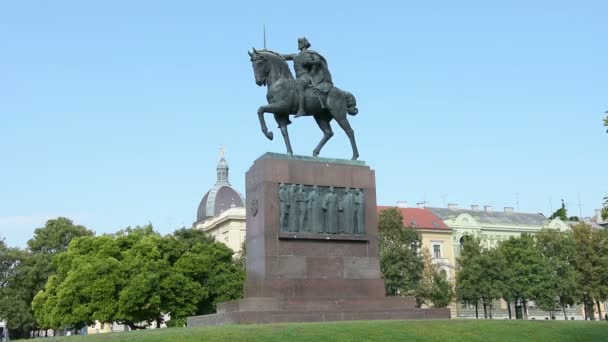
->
[[1, 1, 606, 247]]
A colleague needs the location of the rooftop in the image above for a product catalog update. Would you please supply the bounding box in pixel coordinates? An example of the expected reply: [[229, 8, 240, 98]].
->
[[426, 207, 547, 226], [377, 206, 449, 230]]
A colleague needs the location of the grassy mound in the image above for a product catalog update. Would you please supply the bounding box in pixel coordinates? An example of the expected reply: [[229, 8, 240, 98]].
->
[[53, 319, 608, 342]]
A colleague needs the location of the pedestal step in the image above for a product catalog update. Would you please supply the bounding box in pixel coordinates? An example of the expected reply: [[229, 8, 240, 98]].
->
[[188, 308, 450, 326], [217, 297, 417, 313]]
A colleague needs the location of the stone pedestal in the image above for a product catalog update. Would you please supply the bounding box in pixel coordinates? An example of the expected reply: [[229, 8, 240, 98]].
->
[[188, 153, 449, 326]]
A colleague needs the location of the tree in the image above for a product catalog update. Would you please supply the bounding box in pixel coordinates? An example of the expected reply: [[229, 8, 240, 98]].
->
[[28, 217, 93, 254], [431, 272, 454, 309], [535, 228, 580, 320], [0, 218, 92, 338], [378, 208, 423, 297], [572, 223, 608, 320], [234, 240, 246, 271], [456, 237, 505, 319], [549, 199, 568, 221], [0, 240, 36, 339], [604, 110, 608, 133], [455, 236, 482, 318], [477, 248, 507, 319], [414, 247, 454, 309], [499, 234, 553, 320], [414, 248, 435, 307], [33, 225, 245, 330]]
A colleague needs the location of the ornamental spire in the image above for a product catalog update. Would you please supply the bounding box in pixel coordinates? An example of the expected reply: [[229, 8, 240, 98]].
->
[[216, 146, 229, 185]]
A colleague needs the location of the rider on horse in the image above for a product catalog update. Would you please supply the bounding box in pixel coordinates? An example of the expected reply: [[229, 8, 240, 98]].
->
[[281, 37, 333, 118]]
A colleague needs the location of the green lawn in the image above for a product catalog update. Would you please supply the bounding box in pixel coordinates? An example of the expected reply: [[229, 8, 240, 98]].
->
[[52, 320, 608, 342]]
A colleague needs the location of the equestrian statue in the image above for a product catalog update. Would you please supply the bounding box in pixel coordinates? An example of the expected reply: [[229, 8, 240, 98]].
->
[[248, 37, 360, 160]]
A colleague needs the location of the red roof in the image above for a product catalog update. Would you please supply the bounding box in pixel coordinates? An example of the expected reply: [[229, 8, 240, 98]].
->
[[377, 206, 450, 230]]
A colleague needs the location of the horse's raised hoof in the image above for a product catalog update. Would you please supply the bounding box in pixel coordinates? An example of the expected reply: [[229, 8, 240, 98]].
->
[[263, 130, 273, 140]]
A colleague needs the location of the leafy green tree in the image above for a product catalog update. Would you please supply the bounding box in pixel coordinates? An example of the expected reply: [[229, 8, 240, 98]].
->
[[499, 234, 553, 320], [0, 240, 35, 339], [378, 208, 423, 297], [572, 223, 608, 320], [235, 240, 246, 271], [604, 110, 608, 133], [32, 235, 123, 329], [415, 246, 454, 309], [430, 272, 454, 309], [33, 225, 244, 330], [28, 217, 93, 254], [456, 238, 505, 319], [549, 200, 568, 221], [1, 218, 92, 338], [414, 248, 435, 307], [477, 248, 507, 319], [535, 228, 580, 320], [455, 236, 482, 318]]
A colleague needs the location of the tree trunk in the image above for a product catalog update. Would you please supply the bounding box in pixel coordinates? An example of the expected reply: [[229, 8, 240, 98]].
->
[[584, 296, 595, 320], [562, 304, 568, 320], [156, 315, 163, 328], [583, 295, 588, 320], [483, 302, 488, 319], [596, 299, 603, 321], [489, 302, 493, 319], [475, 302, 479, 319], [523, 300, 528, 320], [507, 300, 512, 320]]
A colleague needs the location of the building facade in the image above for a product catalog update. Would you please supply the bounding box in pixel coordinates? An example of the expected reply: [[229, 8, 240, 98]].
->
[[426, 204, 579, 319], [193, 152, 246, 253], [377, 206, 455, 281], [426, 204, 570, 260]]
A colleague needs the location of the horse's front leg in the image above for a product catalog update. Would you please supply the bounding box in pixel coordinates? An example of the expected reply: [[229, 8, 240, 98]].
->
[[258, 106, 274, 140], [260, 102, 293, 155]]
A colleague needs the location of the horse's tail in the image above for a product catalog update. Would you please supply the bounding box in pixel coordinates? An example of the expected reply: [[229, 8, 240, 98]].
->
[[344, 91, 358, 115]]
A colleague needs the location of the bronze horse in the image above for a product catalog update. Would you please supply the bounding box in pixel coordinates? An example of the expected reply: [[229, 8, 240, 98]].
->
[[249, 48, 360, 160]]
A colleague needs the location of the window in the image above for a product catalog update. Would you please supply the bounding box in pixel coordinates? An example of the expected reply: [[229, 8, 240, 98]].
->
[[433, 244, 441, 259]]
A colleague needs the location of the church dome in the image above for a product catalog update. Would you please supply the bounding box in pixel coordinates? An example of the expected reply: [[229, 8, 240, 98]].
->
[[196, 152, 244, 223]]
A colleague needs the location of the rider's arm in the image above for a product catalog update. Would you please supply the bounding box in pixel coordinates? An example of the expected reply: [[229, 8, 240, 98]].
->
[[281, 54, 295, 61]]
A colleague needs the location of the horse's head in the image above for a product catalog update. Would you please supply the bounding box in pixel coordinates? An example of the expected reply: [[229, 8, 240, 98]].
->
[[249, 48, 268, 86], [248, 48, 293, 87]]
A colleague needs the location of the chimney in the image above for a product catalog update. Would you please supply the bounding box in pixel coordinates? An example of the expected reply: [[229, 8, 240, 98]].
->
[[416, 202, 425, 209], [504, 207, 514, 213], [448, 203, 458, 210], [471, 205, 480, 211], [484, 205, 493, 212], [396, 201, 408, 208]]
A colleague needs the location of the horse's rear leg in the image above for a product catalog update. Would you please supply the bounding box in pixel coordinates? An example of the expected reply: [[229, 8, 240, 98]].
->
[[313, 116, 334, 157], [335, 116, 359, 160]]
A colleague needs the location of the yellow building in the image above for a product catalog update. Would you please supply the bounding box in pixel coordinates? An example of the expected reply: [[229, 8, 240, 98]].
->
[[195, 206, 246, 252], [378, 205, 459, 317], [377, 205, 455, 281]]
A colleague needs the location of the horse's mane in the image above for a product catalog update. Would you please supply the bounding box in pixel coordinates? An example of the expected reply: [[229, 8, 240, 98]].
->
[[257, 49, 284, 60]]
